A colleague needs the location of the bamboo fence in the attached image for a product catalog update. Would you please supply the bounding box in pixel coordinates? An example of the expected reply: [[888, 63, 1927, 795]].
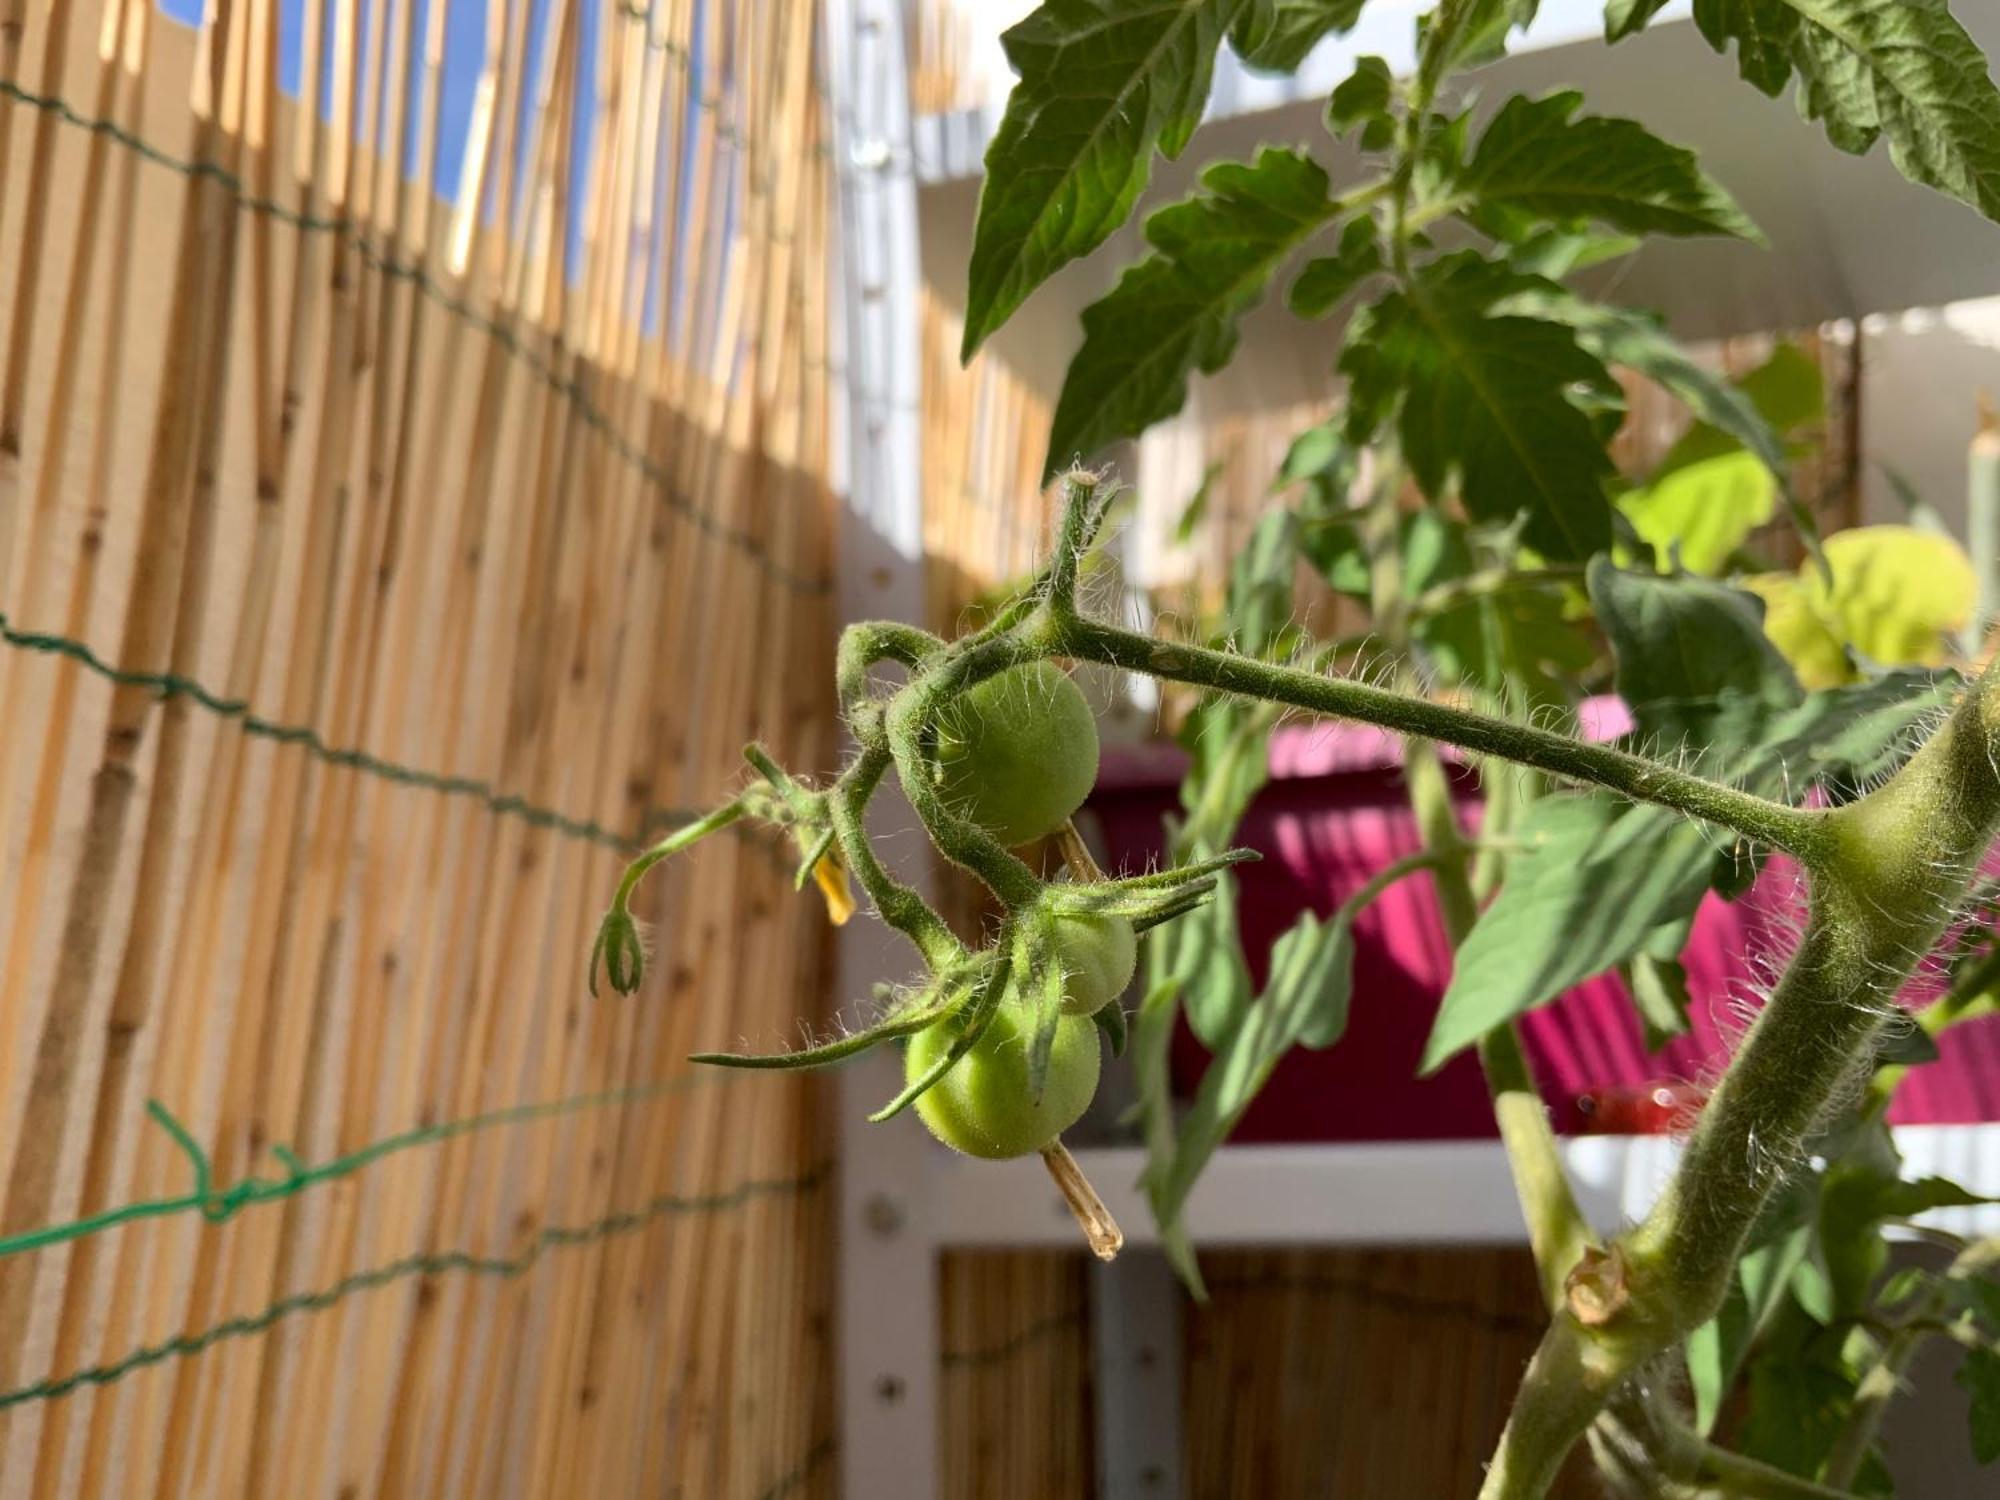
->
[[938, 1250, 1093, 1500], [0, 0, 839, 1495], [1182, 1247, 1599, 1498]]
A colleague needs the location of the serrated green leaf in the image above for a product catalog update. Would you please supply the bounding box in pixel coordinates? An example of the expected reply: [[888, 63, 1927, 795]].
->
[[1503, 228, 1642, 279], [1458, 90, 1763, 240], [962, 0, 1246, 358], [1230, 0, 1365, 70], [1129, 976, 1209, 1295], [1606, 0, 1674, 41], [1691, 0, 2000, 226], [1687, 1212, 1815, 1434], [1289, 216, 1383, 317], [1150, 868, 1252, 1047], [1425, 0, 1527, 77], [1960, 1347, 2000, 1466], [1422, 796, 1719, 1071], [1546, 302, 1796, 477], [1739, 1301, 1892, 1493], [1591, 558, 1805, 753], [1281, 911, 1360, 1049], [1327, 54, 1393, 138], [1519, 303, 1825, 570], [1402, 512, 1592, 700], [1150, 905, 1361, 1223], [1820, 1159, 1992, 1318], [1756, 667, 1956, 792], [1340, 252, 1621, 560], [1046, 147, 1338, 475]]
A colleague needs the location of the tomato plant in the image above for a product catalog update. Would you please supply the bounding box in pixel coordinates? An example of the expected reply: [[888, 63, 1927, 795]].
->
[[593, 2, 2000, 1494]]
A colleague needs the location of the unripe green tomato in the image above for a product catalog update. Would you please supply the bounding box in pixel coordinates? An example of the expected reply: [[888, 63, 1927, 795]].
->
[[1050, 912, 1137, 1016], [933, 662, 1099, 848], [906, 1001, 1101, 1160]]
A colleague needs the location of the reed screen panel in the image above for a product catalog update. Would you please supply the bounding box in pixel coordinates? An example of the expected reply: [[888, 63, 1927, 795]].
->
[[0, 0, 839, 1494]]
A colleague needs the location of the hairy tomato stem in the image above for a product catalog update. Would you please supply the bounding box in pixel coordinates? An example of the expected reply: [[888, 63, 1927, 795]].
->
[[1483, 657, 2000, 1495], [882, 633, 1049, 910], [829, 747, 961, 971], [1050, 615, 1828, 863]]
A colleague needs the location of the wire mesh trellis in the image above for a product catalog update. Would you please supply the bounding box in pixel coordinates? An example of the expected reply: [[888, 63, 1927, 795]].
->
[[0, 0, 839, 1494]]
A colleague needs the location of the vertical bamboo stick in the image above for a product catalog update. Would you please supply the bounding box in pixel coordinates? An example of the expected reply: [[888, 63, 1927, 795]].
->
[[6, 7, 158, 1490], [0, 0, 80, 603], [0, 0, 131, 1085], [108, 13, 363, 1493], [0, 0, 244, 1407]]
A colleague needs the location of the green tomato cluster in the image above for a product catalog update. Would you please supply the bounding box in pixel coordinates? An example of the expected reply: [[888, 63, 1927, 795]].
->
[[908, 663, 1142, 1156]]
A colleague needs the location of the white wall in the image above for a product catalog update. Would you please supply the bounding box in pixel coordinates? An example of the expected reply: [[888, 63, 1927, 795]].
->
[[1861, 299, 2000, 534]]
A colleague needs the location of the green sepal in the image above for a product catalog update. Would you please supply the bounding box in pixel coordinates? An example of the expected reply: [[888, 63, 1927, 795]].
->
[[1094, 1001, 1129, 1058], [867, 954, 1013, 1123]]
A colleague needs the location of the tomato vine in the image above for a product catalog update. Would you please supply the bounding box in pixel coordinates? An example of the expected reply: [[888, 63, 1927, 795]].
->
[[595, 1, 2000, 1492]]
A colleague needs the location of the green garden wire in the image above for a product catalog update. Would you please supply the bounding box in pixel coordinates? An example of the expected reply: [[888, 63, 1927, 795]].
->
[[0, 608, 805, 860], [0, 1160, 828, 1411], [0, 76, 833, 597], [0, 1073, 737, 1262]]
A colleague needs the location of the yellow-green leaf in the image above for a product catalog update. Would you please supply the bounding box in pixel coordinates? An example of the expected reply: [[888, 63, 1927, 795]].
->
[[1749, 525, 1977, 686]]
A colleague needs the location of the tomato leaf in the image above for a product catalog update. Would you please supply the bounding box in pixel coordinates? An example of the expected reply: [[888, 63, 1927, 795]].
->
[[1959, 1347, 2000, 1466], [1288, 216, 1384, 317], [1421, 796, 1720, 1072], [1339, 252, 1621, 560], [1739, 1301, 1892, 1493], [1605, 0, 1674, 41], [1147, 906, 1359, 1239], [1149, 868, 1253, 1049], [1820, 1162, 1991, 1317], [1541, 300, 1793, 476], [1627, 949, 1694, 1049], [1327, 54, 1395, 147], [961, 0, 1246, 359], [1229, 0, 1366, 71], [1755, 666, 1957, 795], [1457, 91, 1763, 240], [1045, 148, 1340, 476], [1591, 559, 1804, 756], [1686, 1202, 1817, 1433], [1684, 0, 2000, 226], [1422, 565, 1818, 1070], [1129, 976, 1207, 1296]]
